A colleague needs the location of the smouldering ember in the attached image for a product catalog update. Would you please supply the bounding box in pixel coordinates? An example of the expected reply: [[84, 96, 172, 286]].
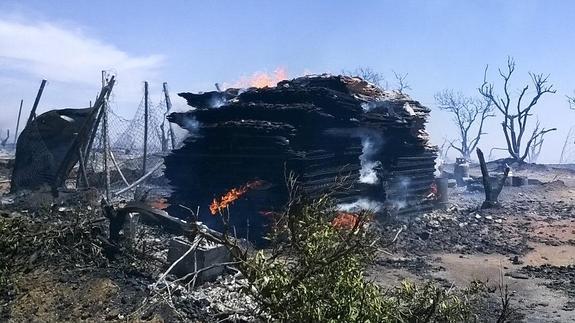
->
[[210, 180, 265, 215], [331, 212, 361, 230]]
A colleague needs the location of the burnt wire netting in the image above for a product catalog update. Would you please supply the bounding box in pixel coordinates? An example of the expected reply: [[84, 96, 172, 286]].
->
[[84, 87, 181, 194], [11, 119, 57, 190]]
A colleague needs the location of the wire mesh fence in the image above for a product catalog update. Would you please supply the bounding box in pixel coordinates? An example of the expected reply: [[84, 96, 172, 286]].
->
[[84, 83, 182, 196]]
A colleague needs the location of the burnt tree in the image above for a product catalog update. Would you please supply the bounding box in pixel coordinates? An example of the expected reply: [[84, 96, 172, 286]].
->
[[479, 57, 556, 162], [435, 90, 494, 160], [526, 119, 546, 163], [477, 148, 509, 208], [343, 67, 387, 89], [1, 130, 9, 147], [392, 71, 411, 95]]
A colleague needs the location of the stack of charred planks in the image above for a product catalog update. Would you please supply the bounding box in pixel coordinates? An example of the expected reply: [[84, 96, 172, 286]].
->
[[166, 75, 436, 241]]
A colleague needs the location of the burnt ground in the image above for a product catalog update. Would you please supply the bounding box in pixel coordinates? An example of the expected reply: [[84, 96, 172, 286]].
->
[[0, 154, 258, 323], [3, 152, 575, 322], [371, 163, 575, 322]]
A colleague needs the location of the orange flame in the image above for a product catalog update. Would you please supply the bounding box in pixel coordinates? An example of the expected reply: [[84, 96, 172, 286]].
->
[[210, 180, 265, 215], [228, 67, 288, 88], [331, 212, 361, 230]]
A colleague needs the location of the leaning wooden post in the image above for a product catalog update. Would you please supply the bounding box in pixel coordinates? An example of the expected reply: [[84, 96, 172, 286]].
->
[[477, 148, 510, 208], [143, 81, 149, 176], [102, 72, 111, 201], [163, 82, 176, 149], [77, 147, 89, 187], [26, 80, 47, 127], [51, 76, 115, 191], [14, 99, 23, 145]]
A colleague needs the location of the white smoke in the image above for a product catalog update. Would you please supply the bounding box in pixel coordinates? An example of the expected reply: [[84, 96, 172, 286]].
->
[[181, 116, 200, 137], [361, 102, 377, 112], [209, 95, 226, 108], [337, 198, 383, 213], [386, 176, 411, 211], [434, 157, 443, 177], [359, 133, 383, 184]]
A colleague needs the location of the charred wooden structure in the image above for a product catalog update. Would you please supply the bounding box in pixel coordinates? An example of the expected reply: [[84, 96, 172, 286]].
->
[[166, 75, 436, 243], [11, 77, 115, 192]]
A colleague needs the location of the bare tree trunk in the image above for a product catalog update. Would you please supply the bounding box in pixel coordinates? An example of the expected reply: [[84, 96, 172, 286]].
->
[[477, 148, 510, 208]]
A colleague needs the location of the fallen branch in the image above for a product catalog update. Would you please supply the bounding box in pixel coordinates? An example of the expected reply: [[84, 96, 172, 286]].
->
[[153, 235, 202, 290]]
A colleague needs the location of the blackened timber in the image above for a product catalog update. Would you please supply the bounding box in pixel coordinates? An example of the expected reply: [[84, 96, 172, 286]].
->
[[166, 74, 438, 244]]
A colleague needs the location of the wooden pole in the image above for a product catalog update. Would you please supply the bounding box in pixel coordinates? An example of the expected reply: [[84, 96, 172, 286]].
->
[[143, 81, 149, 176], [84, 97, 107, 166], [26, 80, 47, 127], [52, 76, 115, 190], [163, 82, 176, 149], [77, 147, 89, 188], [102, 72, 111, 201], [14, 99, 23, 145]]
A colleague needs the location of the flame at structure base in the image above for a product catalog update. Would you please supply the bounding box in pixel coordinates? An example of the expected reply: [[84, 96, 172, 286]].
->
[[210, 180, 265, 215]]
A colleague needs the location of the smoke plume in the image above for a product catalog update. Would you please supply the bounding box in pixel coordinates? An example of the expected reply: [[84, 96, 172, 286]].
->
[[337, 198, 383, 212], [359, 131, 383, 184]]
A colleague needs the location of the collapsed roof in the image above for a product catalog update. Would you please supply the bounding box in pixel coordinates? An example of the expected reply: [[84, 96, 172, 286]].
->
[[166, 74, 437, 244]]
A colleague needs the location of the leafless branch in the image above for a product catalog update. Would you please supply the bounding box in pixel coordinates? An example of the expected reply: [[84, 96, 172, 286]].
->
[[393, 70, 411, 94], [478, 57, 556, 162], [435, 90, 494, 160], [343, 67, 388, 89]]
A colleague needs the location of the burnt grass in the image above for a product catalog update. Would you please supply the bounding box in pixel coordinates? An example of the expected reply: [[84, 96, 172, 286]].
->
[[372, 170, 575, 320], [520, 265, 575, 311], [380, 180, 575, 259]]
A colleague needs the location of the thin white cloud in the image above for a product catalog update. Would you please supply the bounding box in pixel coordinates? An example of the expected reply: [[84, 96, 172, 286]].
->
[[0, 18, 165, 129], [0, 20, 163, 84]]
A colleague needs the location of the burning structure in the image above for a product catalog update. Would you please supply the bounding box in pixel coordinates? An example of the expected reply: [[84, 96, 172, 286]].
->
[[166, 75, 436, 243]]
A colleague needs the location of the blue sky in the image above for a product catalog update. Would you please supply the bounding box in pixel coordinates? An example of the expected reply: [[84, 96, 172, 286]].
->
[[1, 0, 574, 162]]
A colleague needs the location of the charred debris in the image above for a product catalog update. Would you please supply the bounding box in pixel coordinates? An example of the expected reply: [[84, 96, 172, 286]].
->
[[3, 74, 443, 256], [1, 74, 496, 321], [167, 74, 438, 241]]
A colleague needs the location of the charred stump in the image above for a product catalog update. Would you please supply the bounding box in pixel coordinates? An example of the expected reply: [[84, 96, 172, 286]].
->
[[477, 148, 510, 208]]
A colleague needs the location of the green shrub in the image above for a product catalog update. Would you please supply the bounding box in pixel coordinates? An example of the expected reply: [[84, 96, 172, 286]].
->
[[221, 190, 482, 322]]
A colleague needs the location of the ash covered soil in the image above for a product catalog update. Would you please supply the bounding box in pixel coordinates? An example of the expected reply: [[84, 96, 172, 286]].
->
[[3, 155, 575, 322], [0, 155, 257, 322], [372, 162, 575, 322]]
